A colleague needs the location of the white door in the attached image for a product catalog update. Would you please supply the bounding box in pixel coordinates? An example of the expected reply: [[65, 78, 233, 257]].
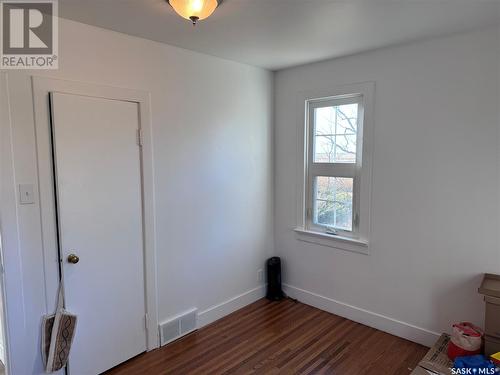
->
[[50, 92, 147, 375]]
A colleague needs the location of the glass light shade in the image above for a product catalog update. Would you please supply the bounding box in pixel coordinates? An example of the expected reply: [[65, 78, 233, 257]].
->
[[168, 0, 219, 23]]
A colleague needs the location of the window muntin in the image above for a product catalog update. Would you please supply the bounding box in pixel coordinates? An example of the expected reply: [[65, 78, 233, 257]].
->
[[313, 103, 358, 164], [306, 95, 363, 236], [313, 176, 353, 231]]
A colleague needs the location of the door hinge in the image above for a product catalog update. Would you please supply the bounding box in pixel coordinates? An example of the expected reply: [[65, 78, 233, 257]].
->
[[136, 128, 143, 147], [144, 313, 149, 331]]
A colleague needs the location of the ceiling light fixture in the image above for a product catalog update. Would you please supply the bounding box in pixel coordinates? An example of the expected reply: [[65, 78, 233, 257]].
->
[[167, 0, 222, 25]]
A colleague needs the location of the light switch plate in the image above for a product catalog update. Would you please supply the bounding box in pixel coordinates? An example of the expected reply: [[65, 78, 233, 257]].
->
[[19, 184, 35, 204]]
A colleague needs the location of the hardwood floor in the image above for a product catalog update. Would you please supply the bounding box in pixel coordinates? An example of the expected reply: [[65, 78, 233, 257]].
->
[[106, 298, 428, 375]]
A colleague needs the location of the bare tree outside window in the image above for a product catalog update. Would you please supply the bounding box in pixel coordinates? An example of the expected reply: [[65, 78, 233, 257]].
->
[[314, 104, 358, 163], [312, 103, 358, 230]]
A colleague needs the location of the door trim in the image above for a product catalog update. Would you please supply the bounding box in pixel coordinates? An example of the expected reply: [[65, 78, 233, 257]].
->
[[32, 76, 159, 351]]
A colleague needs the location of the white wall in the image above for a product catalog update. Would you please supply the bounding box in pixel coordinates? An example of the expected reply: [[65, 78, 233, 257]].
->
[[2, 15, 498, 375], [0, 18, 273, 374], [274, 27, 500, 346]]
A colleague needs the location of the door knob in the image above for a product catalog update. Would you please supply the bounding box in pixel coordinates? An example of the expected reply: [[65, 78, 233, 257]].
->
[[67, 254, 80, 264]]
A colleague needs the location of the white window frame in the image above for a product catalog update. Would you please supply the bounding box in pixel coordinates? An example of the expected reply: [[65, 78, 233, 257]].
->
[[294, 82, 374, 254], [306, 95, 363, 235]]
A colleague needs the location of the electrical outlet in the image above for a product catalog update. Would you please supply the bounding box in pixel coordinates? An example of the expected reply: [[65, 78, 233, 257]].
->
[[257, 269, 264, 282]]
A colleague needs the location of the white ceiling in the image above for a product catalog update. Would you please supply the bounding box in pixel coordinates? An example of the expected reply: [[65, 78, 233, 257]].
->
[[59, 0, 500, 71]]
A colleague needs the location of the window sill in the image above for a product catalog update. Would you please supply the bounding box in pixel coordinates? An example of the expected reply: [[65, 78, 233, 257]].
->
[[293, 228, 369, 255]]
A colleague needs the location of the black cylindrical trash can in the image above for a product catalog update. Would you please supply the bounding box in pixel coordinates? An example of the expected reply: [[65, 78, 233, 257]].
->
[[266, 257, 284, 301]]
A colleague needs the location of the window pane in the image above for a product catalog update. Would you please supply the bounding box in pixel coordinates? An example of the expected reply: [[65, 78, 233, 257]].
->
[[313, 103, 358, 163], [314, 176, 353, 231]]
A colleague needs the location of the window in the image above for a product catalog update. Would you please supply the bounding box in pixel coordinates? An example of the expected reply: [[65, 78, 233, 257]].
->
[[306, 95, 362, 236], [296, 82, 374, 253]]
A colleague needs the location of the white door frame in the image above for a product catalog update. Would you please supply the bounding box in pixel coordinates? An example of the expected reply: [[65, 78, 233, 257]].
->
[[0, 72, 14, 375], [32, 76, 159, 351]]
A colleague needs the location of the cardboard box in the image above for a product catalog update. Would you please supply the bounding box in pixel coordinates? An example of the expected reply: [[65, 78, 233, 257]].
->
[[479, 274, 500, 342], [411, 334, 453, 375], [478, 273, 500, 299], [485, 335, 500, 357]]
